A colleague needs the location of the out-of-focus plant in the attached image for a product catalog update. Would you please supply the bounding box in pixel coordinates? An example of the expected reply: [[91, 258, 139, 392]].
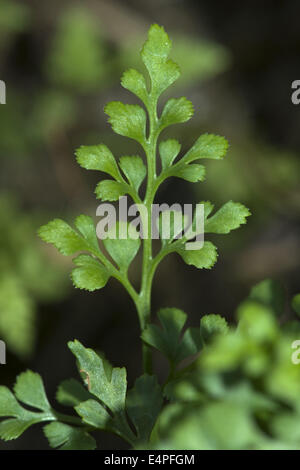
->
[[1, 278, 300, 449], [0, 196, 66, 358], [0, 0, 30, 45], [203, 139, 300, 213], [45, 7, 108, 92], [152, 280, 300, 450]]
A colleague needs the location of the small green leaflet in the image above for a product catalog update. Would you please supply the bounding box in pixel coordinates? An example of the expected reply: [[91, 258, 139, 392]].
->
[[0, 371, 55, 441], [14, 369, 51, 410], [39, 216, 111, 292], [126, 375, 163, 443], [95, 180, 127, 201], [119, 155, 146, 193], [75, 399, 111, 430], [75, 144, 120, 180], [200, 314, 229, 346], [184, 133, 229, 163], [44, 422, 96, 450], [71, 254, 109, 291], [172, 163, 206, 183], [141, 24, 172, 65], [38, 219, 87, 256], [75, 377, 163, 446], [157, 210, 187, 246], [74, 214, 101, 253], [183, 200, 214, 239], [0, 371, 96, 449], [103, 222, 141, 273], [159, 97, 194, 130], [141, 308, 202, 368], [56, 378, 91, 407], [201, 200, 214, 219], [176, 241, 218, 270], [205, 201, 250, 234], [104, 102, 146, 145], [121, 68, 148, 105], [141, 24, 180, 97], [68, 340, 136, 443], [38, 215, 100, 257], [76, 146, 146, 200], [158, 133, 229, 187], [159, 139, 181, 170], [68, 340, 127, 414], [168, 201, 249, 272]]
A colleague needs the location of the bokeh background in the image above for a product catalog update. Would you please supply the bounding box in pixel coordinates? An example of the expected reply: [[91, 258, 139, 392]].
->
[[1, 0, 300, 449]]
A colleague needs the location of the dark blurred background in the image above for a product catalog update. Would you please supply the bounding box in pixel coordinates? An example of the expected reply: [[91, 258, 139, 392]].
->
[[1, 0, 300, 449]]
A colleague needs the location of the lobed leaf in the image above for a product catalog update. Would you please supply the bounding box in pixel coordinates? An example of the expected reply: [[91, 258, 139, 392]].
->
[[38, 216, 100, 257], [160, 97, 194, 130], [185, 133, 229, 163], [103, 222, 141, 272], [177, 327, 203, 362], [38, 219, 87, 256], [126, 375, 163, 443], [157, 210, 188, 246], [121, 68, 148, 105], [68, 340, 127, 414], [159, 139, 181, 170], [141, 308, 202, 367], [95, 180, 127, 201], [205, 201, 250, 234], [44, 422, 96, 450], [75, 399, 111, 429], [71, 254, 109, 291], [0, 373, 55, 441], [0, 418, 42, 441], [75, 144, 120, 179], [200, 314, 229, 345], [141, 24, 180, 96], [14, 370, 50, 412], [74, 214, 101, 253], [104, 101, 146, 144], [172, 163, 206, 183], [176, 241, 218, 270], [141, 24, 171, 64], [0, 386, 26, 418], [56, 379, 91, 407], [119, 155, 146, 193], [201, 200, 215, 219]]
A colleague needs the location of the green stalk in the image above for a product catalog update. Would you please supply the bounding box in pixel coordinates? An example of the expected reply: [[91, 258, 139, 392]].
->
[[134, 92, 159, 374], [115, 91, 176, 374]]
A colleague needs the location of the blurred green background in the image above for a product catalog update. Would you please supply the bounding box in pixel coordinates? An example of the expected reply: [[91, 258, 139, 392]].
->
[[0, 0, 300, 449]]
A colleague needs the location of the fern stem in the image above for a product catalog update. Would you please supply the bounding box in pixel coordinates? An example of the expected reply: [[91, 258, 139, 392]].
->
[[136, 93, 160, 374]]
